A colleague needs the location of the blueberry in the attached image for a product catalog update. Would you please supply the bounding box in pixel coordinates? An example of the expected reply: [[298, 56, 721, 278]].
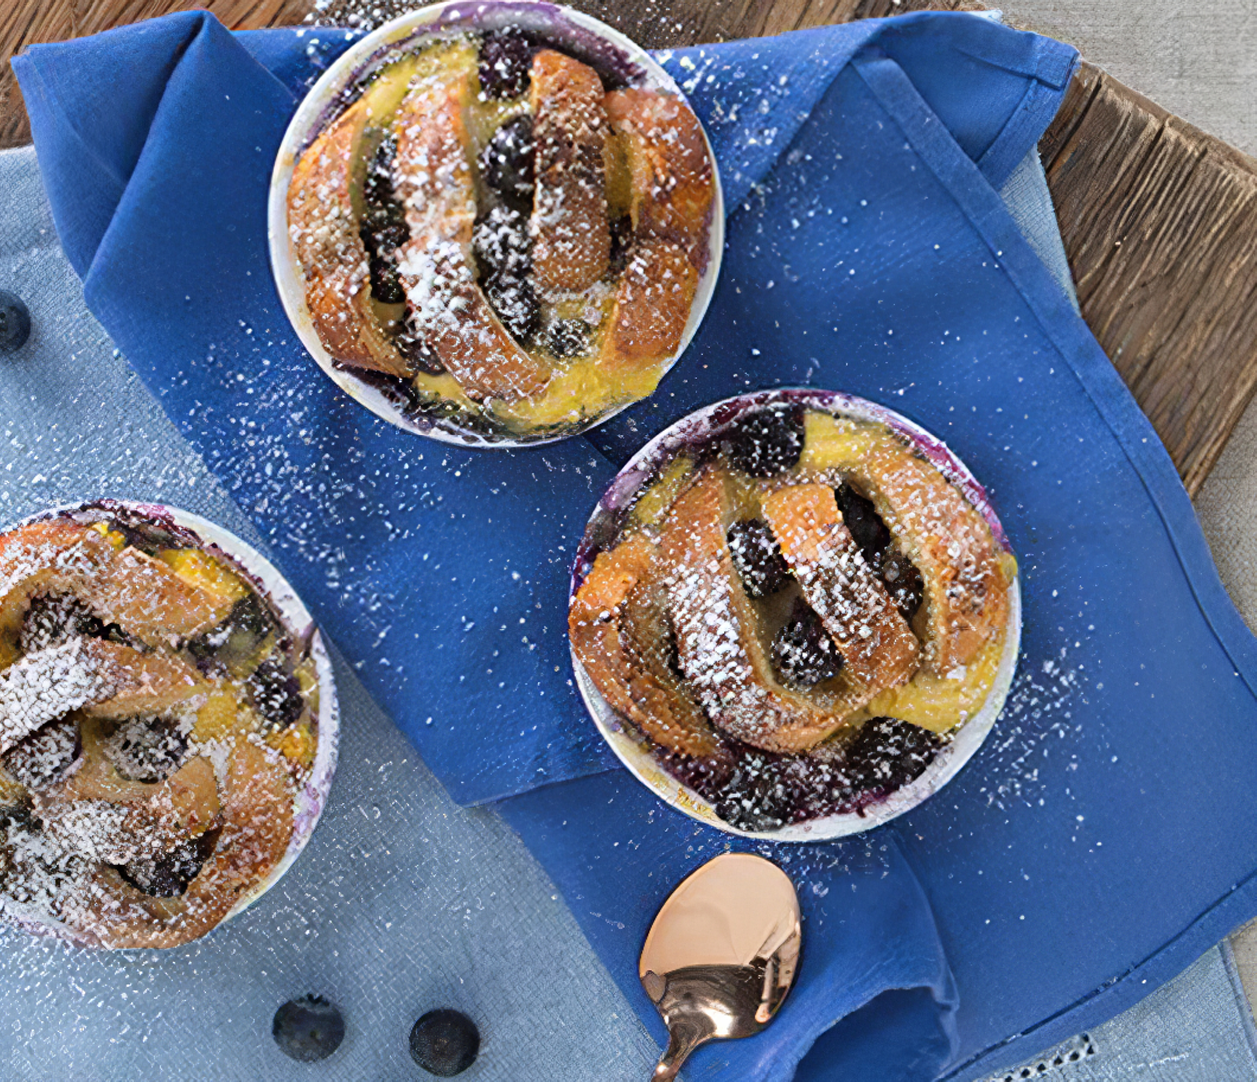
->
[[409, 1008, 480, 1076], [546, 319, 590, 358], [484, 273, 540, 342], [0, 291, 31, 352], [359, 137, 410, 305], [771, 599, 843, 687], [479, 31, 531, 99], [103, 716, 189, 783], [188, 594, 273, 675], [473, 205, 531, 281], [880, 549, 924, 621], [608, 214, 633, 273], [20, 593, 107, 653], [4, 715, 80, 790], [117, 828, 219, 897], [247, 658, 305, 731], [727, 519, 791, 598], [272, 995, 345, 1063], [722, 403, 805, 477], [843, 717, 941, 793], [712, 751, 796, 832], [479, 116, 534, 203], [395, 323, 447, 375], [835, 483, 890, 567]]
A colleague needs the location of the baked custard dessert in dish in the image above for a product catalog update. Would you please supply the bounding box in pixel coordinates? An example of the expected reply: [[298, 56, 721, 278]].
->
[[0, 503, 336, 947], [569, 391, 1020, 839], [279, 4, 720, 444]]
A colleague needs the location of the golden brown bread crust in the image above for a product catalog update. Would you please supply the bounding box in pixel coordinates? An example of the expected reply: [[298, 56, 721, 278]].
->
[[598, 239, 697, 374], [762, 484, 919, 691], [393, 59, 550, 403], [70, 741, 294, 950], [78, 641, 206, 720], [287, 98, 415, 379], [815, 435, 1009, 674], [530, 50, 610, 294], [596, 89, 713, 374], [661, 469, 871, 754], [569, 535, 721, 759], [604, 88, 715, 269], [96, 548, 233, 649], [0, 521, 232, 656]]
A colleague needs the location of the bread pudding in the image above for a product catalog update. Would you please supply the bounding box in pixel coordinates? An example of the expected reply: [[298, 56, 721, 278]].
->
[[0, 504, 334, 947], [569, 393, 1019, 834], [284, 19, 718, 443]]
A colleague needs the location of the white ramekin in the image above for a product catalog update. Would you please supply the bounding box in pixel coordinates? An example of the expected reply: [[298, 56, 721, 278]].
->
[[268, 1, 725, 448], [1, 500, 338, 945], [570, 389, 1021, 842]]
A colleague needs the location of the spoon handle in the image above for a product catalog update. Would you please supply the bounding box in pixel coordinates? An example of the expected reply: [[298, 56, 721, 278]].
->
[[652, 1018, 707, 1081]]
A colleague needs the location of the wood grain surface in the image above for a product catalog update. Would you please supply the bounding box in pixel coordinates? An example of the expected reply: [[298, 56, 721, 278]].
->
[[3, 0, 1257, 494], [1041, 62, 1257, 495]]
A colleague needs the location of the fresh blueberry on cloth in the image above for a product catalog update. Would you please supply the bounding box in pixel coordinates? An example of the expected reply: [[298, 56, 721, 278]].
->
[[272, 995, 345, 1062], [0, 291, 31, 352], [409, 1009, 480, 1076]]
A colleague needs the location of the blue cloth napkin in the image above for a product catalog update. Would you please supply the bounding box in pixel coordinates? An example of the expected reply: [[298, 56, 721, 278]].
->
[[16, 11, 1257, 1081]]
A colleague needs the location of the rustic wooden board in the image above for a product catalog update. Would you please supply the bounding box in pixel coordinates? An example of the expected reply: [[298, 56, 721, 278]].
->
[[0, 0, 309, 148], [1040, 62, 1257, 495], [4, 0, 1256, 494]]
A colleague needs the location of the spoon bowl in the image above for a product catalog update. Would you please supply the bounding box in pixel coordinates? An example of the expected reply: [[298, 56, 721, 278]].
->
[[639, 853, 802, 1080]]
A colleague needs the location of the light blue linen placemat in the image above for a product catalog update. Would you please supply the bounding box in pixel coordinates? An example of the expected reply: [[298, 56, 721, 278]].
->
[[2, 139, 1255, 1081]]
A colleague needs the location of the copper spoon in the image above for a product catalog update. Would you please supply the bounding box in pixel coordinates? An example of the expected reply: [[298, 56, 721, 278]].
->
[[639, 852, 802, 1080]]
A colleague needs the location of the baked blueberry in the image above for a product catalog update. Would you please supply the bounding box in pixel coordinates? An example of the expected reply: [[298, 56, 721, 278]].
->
[[473, 205, 531, 281], [103, 716, 188, 784], [713, 751, 796, 832], [844, 717, 941, 793], [608, 214, 633, 273], [359, 137, 410, 305], [396, 321, 448, 375], [479, 31, 531, 99], [771, 599, 843, 687], [188, 593, 273, 675], [723, 403, 806, 477], [4, 715, 80, 791], [272, 995, 345, 1063], [484, 273, 541, 342], [834, 483, 890, 567], [881, 550, 924, 621], [479, 116, 535, 203], [19, 593, 107, 653], [547, 319, 590, 358], [117, 828, 219, 897], [247, 658, 305, 732], [0, 291, 30, 353], [727, 519, 790, 599], [409, 1008, 480, 1076]]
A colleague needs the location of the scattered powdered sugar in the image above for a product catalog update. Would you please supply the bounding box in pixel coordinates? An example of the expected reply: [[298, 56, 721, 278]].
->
[[0, 641, 115, 754], [974, 640, 1089, 811]]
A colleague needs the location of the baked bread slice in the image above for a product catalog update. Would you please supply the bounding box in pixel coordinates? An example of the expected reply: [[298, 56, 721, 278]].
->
[[287, 96, 415, 379], [569, 535, 721, 759], [805, 429, 1009, 674], [761, 484, 919, 690], [393, 47, 550, 403], [661, 468, 872, 754], [529, 50, 610, 293], [605, 88, 714, 268]]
